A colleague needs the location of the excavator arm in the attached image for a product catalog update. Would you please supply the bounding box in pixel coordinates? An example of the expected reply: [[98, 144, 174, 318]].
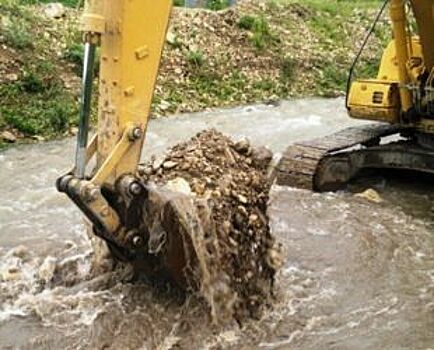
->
[[57, 1, 201, 286]]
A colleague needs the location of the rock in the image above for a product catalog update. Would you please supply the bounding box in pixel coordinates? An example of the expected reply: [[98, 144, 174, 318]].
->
[[152, 156, 165, 171], [143, 129, 278, 321], [192, 181, 206, 195], [266, 245, 284, 269], [354, 188, 383, 203], [1, 267, 21, 281], [43, 3, 66, 19], [159, 100, 171, 111], [237, 194, 248, 204], [164, 177, 192, 195], [163, 160, 178, 170], [32, 135, 45, 142], [166, 31, 177, 45], [11, 245, 29, 259], [138, 165, 153, 176], [234, 138, 250, 154], [69, 127, 79, 136], [1, 131, 16, 143], [5, 73, 18, 82], [38, 256, 57, 283], [252, 146, 273, 169], [249, 214, 258, 224]]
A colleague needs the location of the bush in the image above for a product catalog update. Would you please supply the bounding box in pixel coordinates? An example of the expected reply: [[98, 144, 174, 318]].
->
[[3, 20, 33, 49], [205, 0, 230, 10], [238, 15, 256, 30], [238, 15, 275, 51], [186, 50, 205, 66], [280, 56, 297, 82]]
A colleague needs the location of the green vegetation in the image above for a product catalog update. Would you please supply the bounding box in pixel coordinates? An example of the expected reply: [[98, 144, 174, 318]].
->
[[204, 0, 230, 11], [186, 50, 206, 67], [3, 19, 33, 49], [18, 0, 79, 6], [173, 0, 231, 10], [238, 15, 277, 51], [280, 56, 297, 83], [0, 65, 77, 137], [0, 0, 78, 148]]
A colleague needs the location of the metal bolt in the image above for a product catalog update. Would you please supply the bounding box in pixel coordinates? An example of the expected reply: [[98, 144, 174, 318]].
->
[[100, 206, 110, 217], [132, 127, 142, 140], [132, 235, 143, 247], [88, 188, 100, 201], [129, 182, 142, 196]]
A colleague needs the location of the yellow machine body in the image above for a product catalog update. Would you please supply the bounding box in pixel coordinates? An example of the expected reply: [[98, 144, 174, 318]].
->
[[79, 0, 172, 188], [347, 0, 434, 133]]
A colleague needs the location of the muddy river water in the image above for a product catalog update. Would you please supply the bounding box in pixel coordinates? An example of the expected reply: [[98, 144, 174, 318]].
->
[[0, 98, 433, 349]]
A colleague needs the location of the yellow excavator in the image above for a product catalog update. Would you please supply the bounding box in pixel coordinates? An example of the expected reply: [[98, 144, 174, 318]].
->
[[57, 0, 434, 286], [276, 0, 434, 191]]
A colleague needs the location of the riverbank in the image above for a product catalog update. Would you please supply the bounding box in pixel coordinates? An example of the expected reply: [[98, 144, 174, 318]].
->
[[0, 0, 388, 147]]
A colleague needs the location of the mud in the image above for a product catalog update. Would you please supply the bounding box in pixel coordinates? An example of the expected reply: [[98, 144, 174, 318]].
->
[[140, 129, 281, 321]]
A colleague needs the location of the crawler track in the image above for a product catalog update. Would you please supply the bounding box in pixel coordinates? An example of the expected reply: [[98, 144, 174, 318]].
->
[[275, 123, 410, 191]]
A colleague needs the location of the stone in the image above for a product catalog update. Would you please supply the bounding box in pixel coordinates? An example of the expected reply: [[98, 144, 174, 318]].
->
[[1, 267, 21, 281], [234, 138, 250, 154], [43, 3, 66, 19], [163, 160, 178, 170], [166, 31, 177, 45], [1, 131, 16, 143], [159, 100, 171, 111], [164, 177, 192, 196], [354, 188, 383, 204], [5, 73, 18, 82], [252, 146, 273, 169], [69, 127, 79, 136], [32, 135, 45, 142], [192, 182, 206, 195], [237, 194, 248, 204], [152, 156, 165, 171]]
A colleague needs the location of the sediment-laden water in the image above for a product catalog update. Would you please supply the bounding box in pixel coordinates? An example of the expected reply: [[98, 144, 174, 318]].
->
[[0, 98, 432, 349]]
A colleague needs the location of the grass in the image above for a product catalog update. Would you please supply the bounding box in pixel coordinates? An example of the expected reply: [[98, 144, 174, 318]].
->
[[173, 0, 231, 10], [3, 19, 33, 49], [238, 15, 277, 51], [18, 0, 80, 6], [0, 0, 79, 148], [186, 50, 206, 66], [0, 62, 78, 137], [273, 0, 389, 96]]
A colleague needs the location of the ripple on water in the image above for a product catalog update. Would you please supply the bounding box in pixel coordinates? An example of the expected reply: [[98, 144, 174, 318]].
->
[[1, 99, 434, 348]]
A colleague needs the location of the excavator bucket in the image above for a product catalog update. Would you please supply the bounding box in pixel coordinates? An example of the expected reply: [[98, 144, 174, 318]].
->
[[127, 183, 216, 290]]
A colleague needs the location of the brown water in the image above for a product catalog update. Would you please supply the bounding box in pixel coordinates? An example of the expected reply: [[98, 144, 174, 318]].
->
[[0, 98, 433, 349]]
